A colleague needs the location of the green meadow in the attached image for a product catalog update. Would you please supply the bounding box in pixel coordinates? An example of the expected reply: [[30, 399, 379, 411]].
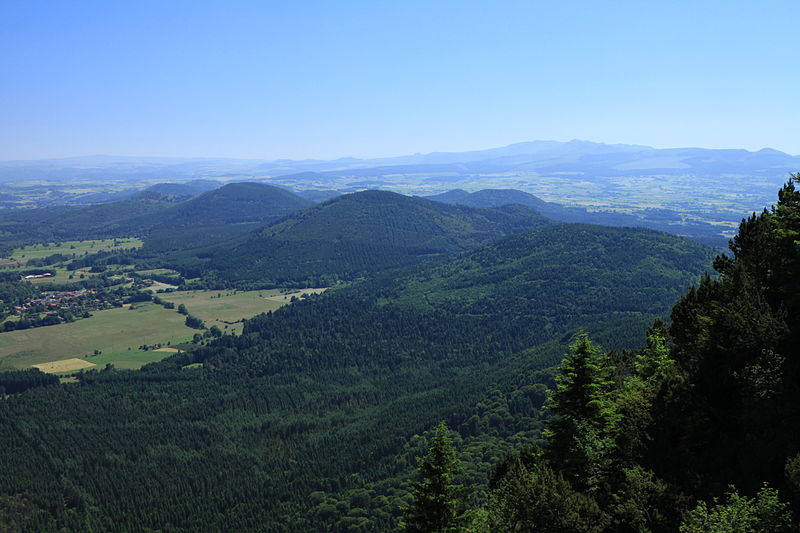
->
[[7, 237, 142, 264], [159, 287, 326, 334], [0, 302, 194, 371]]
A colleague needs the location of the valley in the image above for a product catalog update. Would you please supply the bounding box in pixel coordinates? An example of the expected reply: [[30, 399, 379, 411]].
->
[[0, 148, 797, 533]]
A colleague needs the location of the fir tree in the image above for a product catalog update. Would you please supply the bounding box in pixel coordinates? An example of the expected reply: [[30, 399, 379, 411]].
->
[[544, 334, 618, 493], [402, 421, 465, 533]]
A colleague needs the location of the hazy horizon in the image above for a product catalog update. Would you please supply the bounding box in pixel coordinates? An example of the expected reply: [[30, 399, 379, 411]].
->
[[1, 138, 798, 164]]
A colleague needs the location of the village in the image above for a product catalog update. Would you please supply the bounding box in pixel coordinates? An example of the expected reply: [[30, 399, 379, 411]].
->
[[3, 288, 126, 331]]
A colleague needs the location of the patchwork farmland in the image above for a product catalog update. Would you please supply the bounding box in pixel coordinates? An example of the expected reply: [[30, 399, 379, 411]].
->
[[0, 288, 325, 373]]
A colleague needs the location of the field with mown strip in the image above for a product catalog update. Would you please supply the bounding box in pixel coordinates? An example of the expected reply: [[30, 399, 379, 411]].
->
[[32, 358, 96, 373]]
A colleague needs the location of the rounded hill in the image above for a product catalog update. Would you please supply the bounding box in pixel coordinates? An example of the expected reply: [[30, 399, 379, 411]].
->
[[197, 189, 553, 287]]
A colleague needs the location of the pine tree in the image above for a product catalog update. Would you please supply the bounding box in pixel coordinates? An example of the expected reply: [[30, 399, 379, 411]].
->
[[402, 421, 465, 533]]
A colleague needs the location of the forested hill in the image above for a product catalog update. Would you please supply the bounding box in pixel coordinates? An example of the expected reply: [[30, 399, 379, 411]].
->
[[0, 182, 313, 253], [146, 179, 221, 197], [141, 182, 314, 251], [186, 189, 553, 287], [425, 187, 726, 245], [160, 182, 313, 227], [204, 223, 713, 376], [424, 188, 560, 213], [0, 220, 713, 531], [448, 175, 800, 533], [376, 224, 713, 330]]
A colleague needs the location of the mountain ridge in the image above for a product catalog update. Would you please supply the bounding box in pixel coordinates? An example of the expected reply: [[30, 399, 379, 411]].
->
[[183, 190, 553, 287]]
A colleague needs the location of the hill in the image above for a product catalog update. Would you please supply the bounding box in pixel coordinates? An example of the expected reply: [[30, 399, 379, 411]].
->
[[165, 182, 313, 225], [141, 182, 314, 252], [187, 190, 553, 287], [380, 224, 713, 329], [425, 188, 573, 214]]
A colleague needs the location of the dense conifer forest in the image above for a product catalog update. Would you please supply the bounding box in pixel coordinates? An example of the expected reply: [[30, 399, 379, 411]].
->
[[0, 176, 798, 531], [175, 190, 554, 288]]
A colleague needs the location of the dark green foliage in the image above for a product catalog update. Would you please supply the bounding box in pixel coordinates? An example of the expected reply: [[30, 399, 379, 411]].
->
[[0, 369, 59, 395], [647, 175, 800, 500], [485, 175, 800, 533], [786, 454, 800, 503], [0, 278, 38, 315], [402, 422, 465, 533], [184, 314, 204, 329], [188, 190, 553, 287], [477, 454, 608, 533], [543, 335, 615, 493]]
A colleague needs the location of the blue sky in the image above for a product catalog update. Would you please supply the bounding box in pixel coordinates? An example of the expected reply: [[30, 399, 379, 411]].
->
[[2, 0, 799, 159]]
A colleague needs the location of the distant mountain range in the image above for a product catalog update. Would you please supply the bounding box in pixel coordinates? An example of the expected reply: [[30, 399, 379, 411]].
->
[[1, 140, 797, 183]]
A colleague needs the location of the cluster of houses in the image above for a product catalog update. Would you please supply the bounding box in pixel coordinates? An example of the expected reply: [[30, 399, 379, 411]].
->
[[11, 289, 121, 316]]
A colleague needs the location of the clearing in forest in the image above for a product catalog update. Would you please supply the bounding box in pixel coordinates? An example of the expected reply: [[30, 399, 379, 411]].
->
[[6, 238, 143, 266], [159, 287, 326, 334]]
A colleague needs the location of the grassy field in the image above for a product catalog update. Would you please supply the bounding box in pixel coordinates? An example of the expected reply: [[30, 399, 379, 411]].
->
[[0, 302, 194, 371], [0, 288, 326, 372], [160, 288, 326, 334], [2, 238, 142, 266], [33, 358, 96, 373], [138, 268, 180, 276]]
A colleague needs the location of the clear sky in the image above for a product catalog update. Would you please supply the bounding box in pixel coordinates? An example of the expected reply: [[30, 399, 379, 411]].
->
[[2, 0, 799, 160]]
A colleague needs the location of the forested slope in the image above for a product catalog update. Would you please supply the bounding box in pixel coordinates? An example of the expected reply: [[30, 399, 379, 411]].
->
[[0, 221, 712, 531], [141, 182, 314, 252], [0, 190, 184, 252]]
